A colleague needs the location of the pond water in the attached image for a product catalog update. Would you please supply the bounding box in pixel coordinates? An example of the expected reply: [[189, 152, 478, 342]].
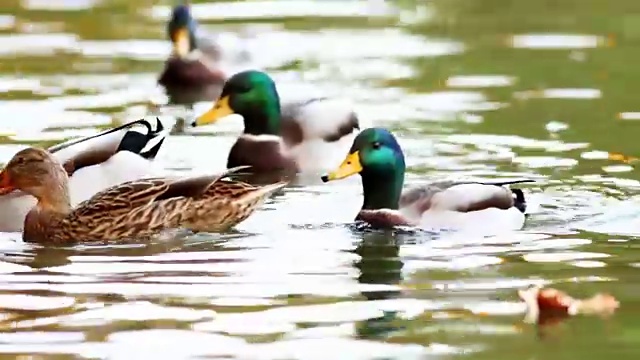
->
[[0, 0, 638, 358]]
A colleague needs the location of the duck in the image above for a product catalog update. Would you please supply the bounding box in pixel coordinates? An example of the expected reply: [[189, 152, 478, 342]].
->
[[191, 70, 360, 174], [0, 118, 167, 233], [0, 147, 287, 244], [320, 127, 534, 232], [158, 2, 226, 105]]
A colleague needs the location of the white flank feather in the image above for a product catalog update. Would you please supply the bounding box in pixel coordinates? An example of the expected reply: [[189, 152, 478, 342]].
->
[[293, 98, 356, 140], [68, 151, 162, 204], [417, 208, 526, 234]]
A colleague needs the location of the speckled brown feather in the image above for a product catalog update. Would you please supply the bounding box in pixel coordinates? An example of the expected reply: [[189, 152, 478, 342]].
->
[[20, 162, 287, 244]]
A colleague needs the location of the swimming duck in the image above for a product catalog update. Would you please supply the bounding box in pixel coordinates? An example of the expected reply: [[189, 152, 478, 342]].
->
[[158, 2, 226, 104], [0, 148, 286, 244], [321, 127, 534, 231], [191, 70, 360, 174], [0, 119, 167, 232]]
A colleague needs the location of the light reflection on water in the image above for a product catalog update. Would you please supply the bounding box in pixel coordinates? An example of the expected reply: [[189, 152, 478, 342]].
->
[[0, 0, 638, 358]]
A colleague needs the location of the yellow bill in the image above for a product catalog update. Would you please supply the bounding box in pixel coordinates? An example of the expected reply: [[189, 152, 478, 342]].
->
[[195, 96, 235, 126], [172, 27, 190, 57], [321, 151, 362, 182]]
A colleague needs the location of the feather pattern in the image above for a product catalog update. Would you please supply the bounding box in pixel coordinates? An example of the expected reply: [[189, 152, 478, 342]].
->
[[9, 150, 287, 244], [0, 119, 167, 232]]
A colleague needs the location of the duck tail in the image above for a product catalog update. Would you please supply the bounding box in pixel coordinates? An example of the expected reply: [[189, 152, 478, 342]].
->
[[511, 188, 527, 214], [139, 118, 169, 159]]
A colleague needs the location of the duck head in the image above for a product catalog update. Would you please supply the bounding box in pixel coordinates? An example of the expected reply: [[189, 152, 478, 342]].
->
[[192, 70, 282, 136], [322, 127, 406, 210], [0, 148, 70, 209], [167, 3, 198, 58]]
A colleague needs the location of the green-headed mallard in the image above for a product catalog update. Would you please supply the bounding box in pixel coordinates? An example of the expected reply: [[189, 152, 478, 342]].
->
[[158, 2, 226, 104], [191, 70, 360, 174], [0, 147, 286, 244], [321, 127, 534, 231], [0, 119, 167, 232]]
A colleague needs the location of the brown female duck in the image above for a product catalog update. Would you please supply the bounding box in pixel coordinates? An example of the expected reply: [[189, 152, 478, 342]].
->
[[0, 118, 166, 232], [158, 2, 226, 104], [0, 147, 286, 244]]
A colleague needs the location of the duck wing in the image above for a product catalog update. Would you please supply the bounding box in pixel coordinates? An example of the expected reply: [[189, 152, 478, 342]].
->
[[400, 179, 534, 215], [49, 118, 166, 177], [280, 97, 359, 146], [70, 166, 252, 220]]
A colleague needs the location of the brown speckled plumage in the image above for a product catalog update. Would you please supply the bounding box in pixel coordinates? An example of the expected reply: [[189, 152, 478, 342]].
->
[[2, 148, 286, 244]]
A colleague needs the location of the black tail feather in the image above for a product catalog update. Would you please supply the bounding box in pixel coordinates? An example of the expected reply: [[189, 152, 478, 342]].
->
[[140, 136, 166, 159], [511, 188, 527, 214], [117, 118, 167, 159], [482, 179, 536, 187], [47, 118, 155, 153]]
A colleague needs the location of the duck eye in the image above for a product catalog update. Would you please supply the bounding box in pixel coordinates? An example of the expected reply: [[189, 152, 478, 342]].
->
[[372, 142, 381, 149]]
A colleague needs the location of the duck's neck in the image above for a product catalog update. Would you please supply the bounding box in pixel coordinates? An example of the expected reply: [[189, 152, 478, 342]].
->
[[360, 168, 404, 210], [23, 182, 71, 243], [242, 94, 281, 136], [36, 178, 72, 214]]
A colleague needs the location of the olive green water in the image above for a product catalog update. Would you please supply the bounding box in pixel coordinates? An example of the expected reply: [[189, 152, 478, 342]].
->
[[0, 0, 639, 358]]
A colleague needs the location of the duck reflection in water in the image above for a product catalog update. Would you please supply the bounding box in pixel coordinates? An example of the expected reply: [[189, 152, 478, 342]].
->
[[353, 232, 405, 340]]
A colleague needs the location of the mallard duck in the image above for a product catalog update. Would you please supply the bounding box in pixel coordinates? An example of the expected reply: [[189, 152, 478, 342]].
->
[[158, 2, 226, 104], [0, 119, 167, 232], [321, 127, 534, 231], [0, 148, 287, 244], [191, 70, 360, 174]]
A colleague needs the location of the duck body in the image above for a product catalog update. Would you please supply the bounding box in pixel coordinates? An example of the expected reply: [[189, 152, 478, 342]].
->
[[0, 119, 166, 232], [193, 71, 360, 174], [0, 148, 286, 244], [322, 127, 534, 232], [357, 180, 531, 231], [158, 4, 226, 104]]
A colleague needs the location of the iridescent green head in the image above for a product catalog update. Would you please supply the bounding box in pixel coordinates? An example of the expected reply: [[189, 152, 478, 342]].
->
[[321, 128, 406, 210], [194, 70, 282, 135]]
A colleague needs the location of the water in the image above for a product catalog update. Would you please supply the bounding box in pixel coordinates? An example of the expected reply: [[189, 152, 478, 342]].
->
[[0, 0, 638, 358]]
